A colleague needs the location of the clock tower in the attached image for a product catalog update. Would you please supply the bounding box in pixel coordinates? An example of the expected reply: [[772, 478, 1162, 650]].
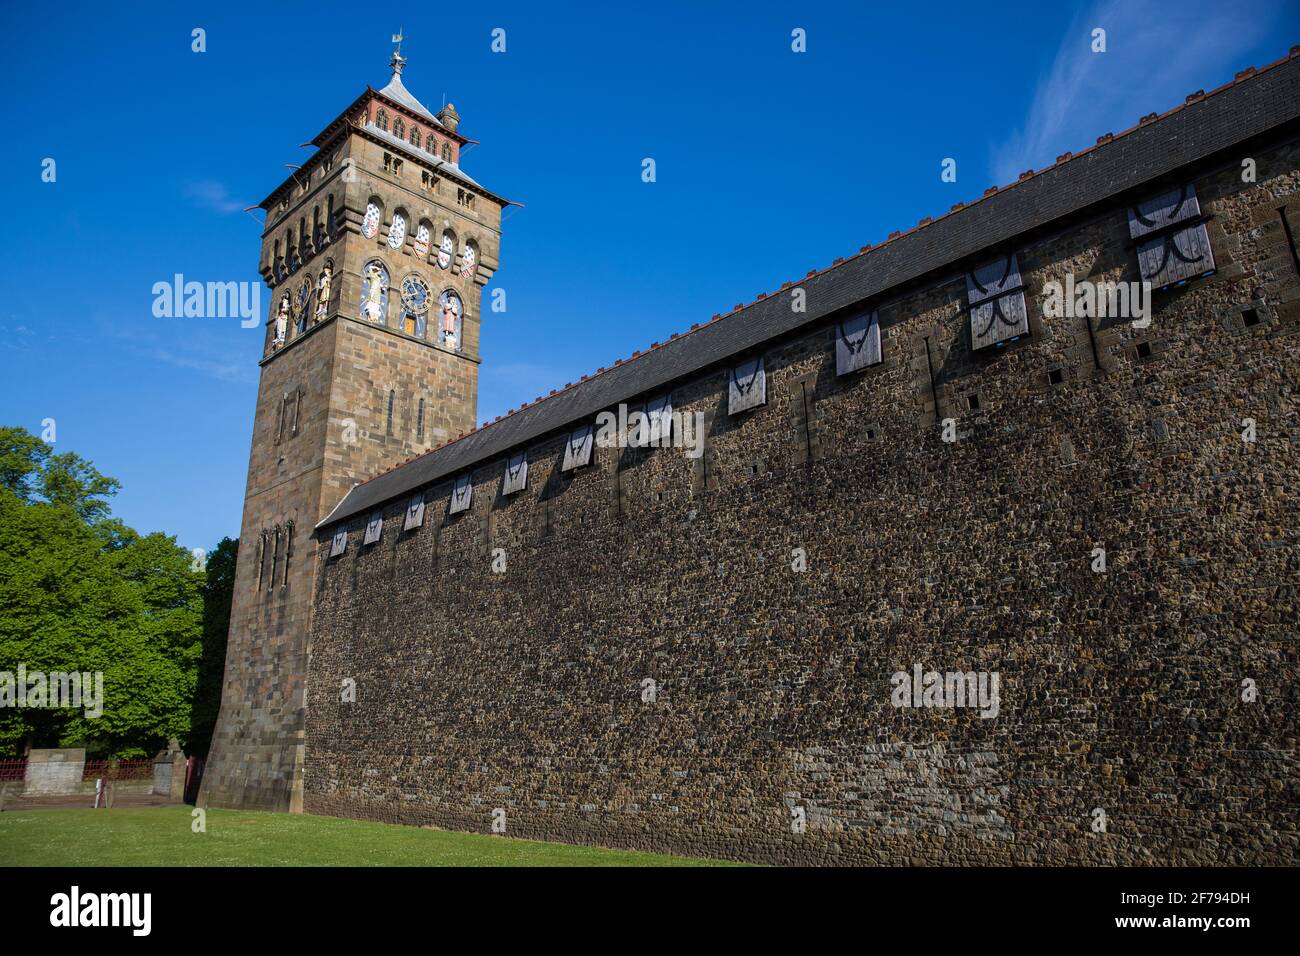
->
[[200, 44, 510, 811]]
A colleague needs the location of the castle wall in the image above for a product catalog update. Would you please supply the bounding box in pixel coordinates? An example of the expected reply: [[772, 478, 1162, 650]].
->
[[301, 140, 1300, 864]]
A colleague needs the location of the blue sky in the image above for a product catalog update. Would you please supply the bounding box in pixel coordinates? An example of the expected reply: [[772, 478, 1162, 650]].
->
[[1, 0, 1294, 553]]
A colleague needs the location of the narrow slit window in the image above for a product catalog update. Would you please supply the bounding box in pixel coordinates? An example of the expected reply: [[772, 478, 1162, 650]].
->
[[268, 526, 280, 593], [282, 521, 294, 587], [255, 531, 267, 590]]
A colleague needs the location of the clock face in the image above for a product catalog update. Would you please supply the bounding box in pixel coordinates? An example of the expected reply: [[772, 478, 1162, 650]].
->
[[297, 279, 312, 311], [401, 276, 430, 314]]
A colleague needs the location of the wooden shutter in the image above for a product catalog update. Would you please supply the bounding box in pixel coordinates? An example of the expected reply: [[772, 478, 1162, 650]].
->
[[1127, 184, 1215, 290], [329, 529, 348, 557], [835, 310, 882, 375], [448, 475, 473, 514], [645, 395, 673, 446], [728, 358, 767, 415], [363, 511, 383, 545], [562, 425, 594, 471], [402, 493, 426, 531], [502, 452, 528, 496], [967, 253, 1029, 350]]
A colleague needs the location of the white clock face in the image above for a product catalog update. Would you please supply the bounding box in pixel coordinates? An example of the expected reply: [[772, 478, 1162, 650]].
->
[[387, 213, 407, 249]]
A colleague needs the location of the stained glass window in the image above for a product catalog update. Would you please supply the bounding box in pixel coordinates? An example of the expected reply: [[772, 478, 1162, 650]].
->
[[361, 201, 382, 240], [360, 260, 389, 324], [387, 211, 407, 250], [438, 290, 463, 351]]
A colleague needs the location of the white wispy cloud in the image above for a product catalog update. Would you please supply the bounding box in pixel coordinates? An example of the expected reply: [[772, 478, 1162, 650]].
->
[[993, 0, 1287, 185], [148, 343, 254, 383], [183, 179, 249, 216], [98, 318, 258, 384]]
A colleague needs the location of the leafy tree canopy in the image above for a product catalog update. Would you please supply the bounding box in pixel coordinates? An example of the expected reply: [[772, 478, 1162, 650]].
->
[[0, 426, 229, 758]]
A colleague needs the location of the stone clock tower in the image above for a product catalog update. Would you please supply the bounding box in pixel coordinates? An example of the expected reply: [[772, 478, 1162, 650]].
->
[[200, 44, 510, 811]]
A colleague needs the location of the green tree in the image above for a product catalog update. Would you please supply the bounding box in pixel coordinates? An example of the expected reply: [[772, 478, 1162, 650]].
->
[[188, 537, 237, 757], [0, 426, 205, 757]]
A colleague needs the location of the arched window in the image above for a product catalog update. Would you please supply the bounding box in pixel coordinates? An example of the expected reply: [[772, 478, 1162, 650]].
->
[[460, 241, 478, 280], [441, 143, 452, 162], [299, 217, 308, 257], [268, 525, 280, 593], [286, 226, 299, 273], [438, 289, 463, 351], [376, 108, 388, 132], [272, 239, 283, 281], [255, 531, 267, 591], [312, 205, 322, 250], [387, 208, 408, 250], [360, 260, 389, 324], [315, 260, 333, 322], [273, 293, 289, 347], [282, 520, 294, 587], [386, 390, 395, 435], [416, 398, 425, 441], [400, 275, 430, 338], [409, 126, 421, 149], [436, 229, 455, 269], [413, 220, 432, 260], [295, 276, 312, 334], [393, 117, 405, 140], [325, 195, 336, 242], [361, 198, 383, 240]]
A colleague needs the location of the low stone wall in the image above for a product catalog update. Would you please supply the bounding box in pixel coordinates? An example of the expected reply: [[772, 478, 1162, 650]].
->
[[23, 749, 85, 796]]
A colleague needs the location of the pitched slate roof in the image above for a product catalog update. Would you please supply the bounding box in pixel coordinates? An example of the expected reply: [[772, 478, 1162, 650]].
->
[[318, 48, 1300, 530], [378, 73, 442, 126]]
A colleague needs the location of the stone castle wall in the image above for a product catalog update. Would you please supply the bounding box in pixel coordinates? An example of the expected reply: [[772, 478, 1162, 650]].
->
[[301, 138, 1300, 864]]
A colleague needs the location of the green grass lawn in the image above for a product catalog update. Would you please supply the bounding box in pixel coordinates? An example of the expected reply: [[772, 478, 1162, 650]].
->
[[0, 806, 735, 866]]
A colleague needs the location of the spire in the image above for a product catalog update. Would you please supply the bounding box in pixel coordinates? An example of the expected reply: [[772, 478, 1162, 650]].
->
[[389, 28, 406, 78], [376, 29, 442, 126]]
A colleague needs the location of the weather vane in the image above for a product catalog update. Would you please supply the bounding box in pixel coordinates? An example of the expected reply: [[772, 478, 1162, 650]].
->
[[390, 27, 406, 75]]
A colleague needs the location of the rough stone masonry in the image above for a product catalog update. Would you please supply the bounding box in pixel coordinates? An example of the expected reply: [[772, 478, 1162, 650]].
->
[[212, 49, 1300, 865]]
